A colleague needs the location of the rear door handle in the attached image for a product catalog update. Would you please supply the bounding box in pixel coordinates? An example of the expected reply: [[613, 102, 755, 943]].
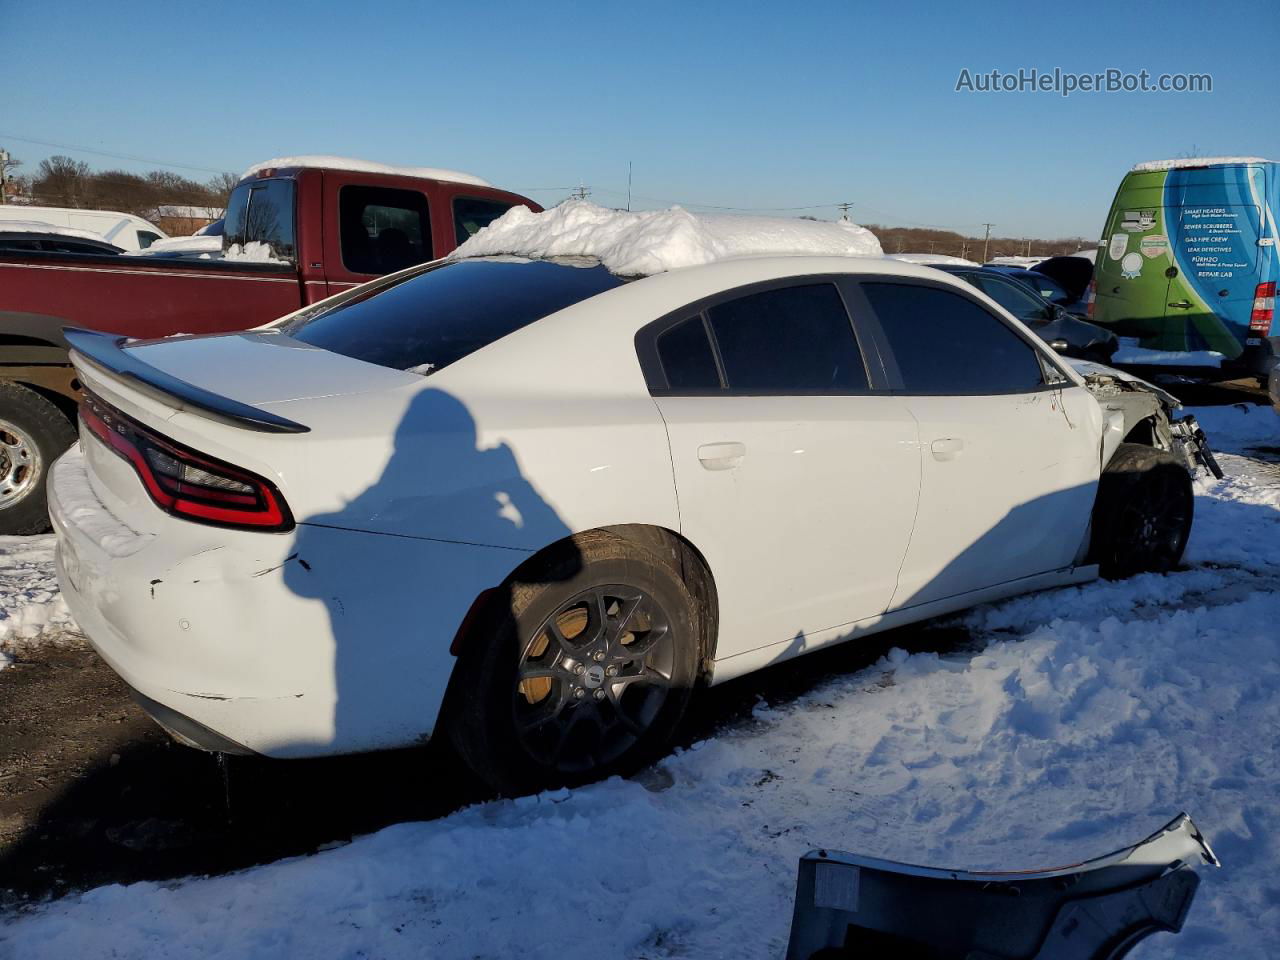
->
[[697, 441, 746, 470], [930, 438, 964, 462], [1167, 300, 1193, 309]]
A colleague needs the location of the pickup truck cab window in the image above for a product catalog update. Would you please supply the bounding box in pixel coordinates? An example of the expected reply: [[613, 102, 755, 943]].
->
[[453, 197, 515, 246], [223, 178, 297, 263], [339, 185, 432, 276]]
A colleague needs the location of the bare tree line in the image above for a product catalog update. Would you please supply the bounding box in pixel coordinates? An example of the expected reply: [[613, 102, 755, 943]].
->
[[2, 152, 239, 220]]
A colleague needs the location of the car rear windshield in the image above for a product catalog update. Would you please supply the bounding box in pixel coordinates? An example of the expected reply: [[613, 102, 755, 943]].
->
[[284, 258, 624, 374]]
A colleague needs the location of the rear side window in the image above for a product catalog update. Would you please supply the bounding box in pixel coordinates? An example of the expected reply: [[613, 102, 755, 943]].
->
[[454, 197, 515, 246], [340, 186, 432, 275], [136, 231, 163, 249], [862, 282, 1045, 394], [706, 284, 867, 392], [657, 317, 721, 390], [223, 178, 297, 262], [285, 259, 623, 374]]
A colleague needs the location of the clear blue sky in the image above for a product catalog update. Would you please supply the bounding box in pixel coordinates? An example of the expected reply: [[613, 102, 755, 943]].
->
[[6, 0, 1277, 239]]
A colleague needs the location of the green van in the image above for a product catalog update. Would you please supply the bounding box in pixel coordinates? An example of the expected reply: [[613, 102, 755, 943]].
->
[[1089, 157, 1278, 379]]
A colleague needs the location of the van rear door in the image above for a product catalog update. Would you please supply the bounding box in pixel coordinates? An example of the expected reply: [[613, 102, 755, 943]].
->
[[1094, 176, 1172, 341], [1163, 165, 1265, 356]]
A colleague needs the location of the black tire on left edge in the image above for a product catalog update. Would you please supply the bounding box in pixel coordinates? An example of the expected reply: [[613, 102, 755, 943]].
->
[[446, 531, 700, 796], [1091, 442, 1194, 580], [0, 382, 77, 536]]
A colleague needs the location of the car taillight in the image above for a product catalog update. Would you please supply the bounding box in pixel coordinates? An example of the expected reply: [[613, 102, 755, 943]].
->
[[1250, 281, 1276, 334], [1085, 278, 1096, 320], [79, 391, 293, 532]]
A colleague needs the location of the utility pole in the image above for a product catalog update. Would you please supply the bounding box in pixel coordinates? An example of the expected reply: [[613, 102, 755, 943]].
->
[[0, 149, 8, 205], [571, 183, 591, 201], [981, 223, 994, 262], [836, 202, 854, 222], [960, 241, 969, 260], [1024, 238, 1032, 257], [626, 162, 632, 212], [928, 240, 936, 254]]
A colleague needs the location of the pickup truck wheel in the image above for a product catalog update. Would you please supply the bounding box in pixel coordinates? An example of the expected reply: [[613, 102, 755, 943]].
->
[[0, 383, 77, 535], [1092, 442, 1194, 580], [447, 533, 699, 796]]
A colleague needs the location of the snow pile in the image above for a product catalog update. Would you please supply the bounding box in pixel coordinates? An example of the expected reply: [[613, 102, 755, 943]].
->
[[240, 156, 491, 188], [0, 536, 77, 669], [131, 235, 222, 257], [3, 406, 1279, 958], [452, 199, 883, 275], [1132, 156, 1272, 172], [890, 252, 978, 266], [1113, 337, 1226, 368], [221, 241, 289, 265]]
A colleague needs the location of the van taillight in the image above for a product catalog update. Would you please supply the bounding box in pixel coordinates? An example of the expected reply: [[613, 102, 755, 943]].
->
[[1085, 278, 1097, 320], [79, 392, 293, 532], [1250, 281, 1276, 334]]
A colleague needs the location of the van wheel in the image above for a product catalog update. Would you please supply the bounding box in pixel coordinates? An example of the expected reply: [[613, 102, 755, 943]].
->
[[447, 533, 699, 795], [0, 383, 76, 536], [1091, 443, 1194, 579]]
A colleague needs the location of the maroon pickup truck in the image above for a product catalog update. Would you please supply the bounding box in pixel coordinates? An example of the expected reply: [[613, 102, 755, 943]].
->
[[0, 158, 540, 533]]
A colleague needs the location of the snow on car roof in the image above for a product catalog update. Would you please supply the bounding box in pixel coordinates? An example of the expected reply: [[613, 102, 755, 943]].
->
[[1131, 156, 1273, 171], [891, 253, 979, 267], [0, 219, 111, 242], [451, 199, 883, 276], [240, 155, 492, 187]]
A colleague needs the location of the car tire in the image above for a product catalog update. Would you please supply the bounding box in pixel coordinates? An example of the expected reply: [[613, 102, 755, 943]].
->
[[0, 382, 77, 536], [1091, 442, 1194, 579], [446, 531, 700, 795]]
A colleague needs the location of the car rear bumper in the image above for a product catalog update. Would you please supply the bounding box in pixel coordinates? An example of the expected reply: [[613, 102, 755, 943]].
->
[[49, 445, 523, 758]]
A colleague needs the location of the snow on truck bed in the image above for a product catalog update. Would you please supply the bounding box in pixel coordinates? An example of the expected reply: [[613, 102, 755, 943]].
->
[[452, 199, 883, 275], [240, 156, 492, 187], [4, 404, 1280, 959]]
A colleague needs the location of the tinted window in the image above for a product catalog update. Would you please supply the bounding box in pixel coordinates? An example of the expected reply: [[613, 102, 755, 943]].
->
[[971, 273, 1050, 323], [862, 282, 1045, 394], [1021, 272, 1069, 304], [137, 231, 163, 249], [340, 186, 432, 275], [454, 197, 514, 246], [223, 178, 296, 262], [706, 284, 867, 392], [658, 316, 720, 390], [286, 259, 623, 373]]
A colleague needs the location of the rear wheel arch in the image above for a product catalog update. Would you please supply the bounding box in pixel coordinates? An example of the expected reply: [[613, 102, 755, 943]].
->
[[448, 524, 720, 674], [441, 524, 710, 792]]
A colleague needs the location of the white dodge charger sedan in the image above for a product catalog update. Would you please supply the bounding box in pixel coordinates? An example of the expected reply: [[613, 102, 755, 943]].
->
[[50, 230, 1202, 792]]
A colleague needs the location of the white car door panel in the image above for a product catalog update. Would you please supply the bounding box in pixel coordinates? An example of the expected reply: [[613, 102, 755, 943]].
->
[[657, 395, 920, 659], [891, 386, 1099, 608], [855, 278, 1104, 609]]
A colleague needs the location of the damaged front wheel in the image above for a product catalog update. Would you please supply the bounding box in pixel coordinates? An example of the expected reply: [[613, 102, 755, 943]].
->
[[1091, 442, 1194, 579]]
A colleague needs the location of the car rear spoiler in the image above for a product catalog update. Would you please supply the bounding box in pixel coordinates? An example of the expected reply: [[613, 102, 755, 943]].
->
[[786, 812, 1219, 959], [63, 327, 310, 434]]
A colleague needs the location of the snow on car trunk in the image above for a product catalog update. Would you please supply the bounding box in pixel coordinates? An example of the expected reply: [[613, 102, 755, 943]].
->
[[4, 404, 1279, 958], [451, 199, 883, 275]]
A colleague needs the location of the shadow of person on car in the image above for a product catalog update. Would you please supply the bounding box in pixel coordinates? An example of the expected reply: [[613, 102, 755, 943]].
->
[[281, 386, 580, 785]]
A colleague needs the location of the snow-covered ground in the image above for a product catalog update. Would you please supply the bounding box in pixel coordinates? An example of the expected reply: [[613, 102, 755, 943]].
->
[[0, 536, 77, 671], [2, 404, 1278, 958]]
